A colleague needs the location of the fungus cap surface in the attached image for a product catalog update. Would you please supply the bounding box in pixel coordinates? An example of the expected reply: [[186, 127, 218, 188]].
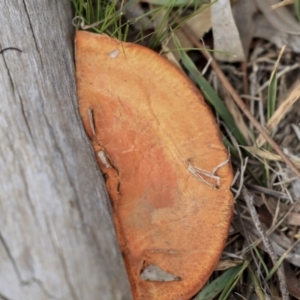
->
[[75, 31, 234, 300]]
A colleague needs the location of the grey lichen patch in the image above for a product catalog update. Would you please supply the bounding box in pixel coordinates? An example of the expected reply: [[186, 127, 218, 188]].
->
[[140, 264, 181, 282], [108, 49, 119, 58]]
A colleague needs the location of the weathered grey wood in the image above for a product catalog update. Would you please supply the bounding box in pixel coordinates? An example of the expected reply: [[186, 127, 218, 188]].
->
[[0, 1, 132, 299]]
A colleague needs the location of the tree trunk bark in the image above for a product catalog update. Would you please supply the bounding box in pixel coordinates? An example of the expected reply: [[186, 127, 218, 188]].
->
[[0, 1, 132, 299]]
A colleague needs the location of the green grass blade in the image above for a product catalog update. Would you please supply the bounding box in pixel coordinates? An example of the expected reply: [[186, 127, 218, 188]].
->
[[248, 265, 266, 300], [218, 261, 249, 299], [267, 70, 277, 121], [295, 0, 300, 22], [72, 0, 137, 36], [266, 251, 287, 280], [253, 244, 269, 278], [267, 45, 286, 121], [223, 136, 238, 157], [146, 0, 206, 7], [195, 262, 247, 300]]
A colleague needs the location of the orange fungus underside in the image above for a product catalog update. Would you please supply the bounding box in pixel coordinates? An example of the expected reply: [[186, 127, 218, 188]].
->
[[75, 31, 234, 300]]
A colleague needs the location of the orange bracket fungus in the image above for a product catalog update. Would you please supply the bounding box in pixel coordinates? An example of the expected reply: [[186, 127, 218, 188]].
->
[[75, 31, 234, 300]]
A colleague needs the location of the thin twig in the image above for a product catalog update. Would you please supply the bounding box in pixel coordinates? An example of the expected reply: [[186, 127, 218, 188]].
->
[[242, 187, 289, 300], [224, 118, 248, 199], [181, 24, 300, 180], [256, 63, 299, 93], [235, 201, 271, 296]]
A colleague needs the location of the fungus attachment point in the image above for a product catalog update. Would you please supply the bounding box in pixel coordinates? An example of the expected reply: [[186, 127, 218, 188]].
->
[[76, 31, 234, 300]]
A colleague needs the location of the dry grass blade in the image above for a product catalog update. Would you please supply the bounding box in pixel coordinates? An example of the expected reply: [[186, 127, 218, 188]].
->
[[287, 210, 300, 225], [267, 45, 285, 122], [242, 187, 289, 300], [246, 183, 291, 199], [271, 0, 294, 10], [267, 239, 300, 280], [181, 24, 300, 180], [243, 146, 300, 168], [224, 93, 253, 145], [256, 63, 300, 93], [257, 79, 300, 147]]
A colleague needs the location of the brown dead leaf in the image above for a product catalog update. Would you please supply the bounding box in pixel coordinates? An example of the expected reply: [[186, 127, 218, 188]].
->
[[186, 4, 211, 39], [162, 4, 212, 61], [287, 212, 300, 225], [126, 3, 154, 31], [147, 6, 193, 61], [161, 40, 182, 68], [215, 259, 244, 271]]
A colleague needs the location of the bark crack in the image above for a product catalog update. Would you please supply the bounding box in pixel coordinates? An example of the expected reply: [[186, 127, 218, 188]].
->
[[0, 232, 57, 298], [17, 93, 35, 147], [0, 42, 36, 148], [22, 0, 44, 68], [2, 117, 38, 224], [0, 231, 23, 282], [30, 277, 59, 299], [45, 218, 79, 300], [0, 43, 15, 91], [57, 253, 79, 300], [18, 159, 38, 223], [0, 293, 11, 300], [43, 113, 84, 223]]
